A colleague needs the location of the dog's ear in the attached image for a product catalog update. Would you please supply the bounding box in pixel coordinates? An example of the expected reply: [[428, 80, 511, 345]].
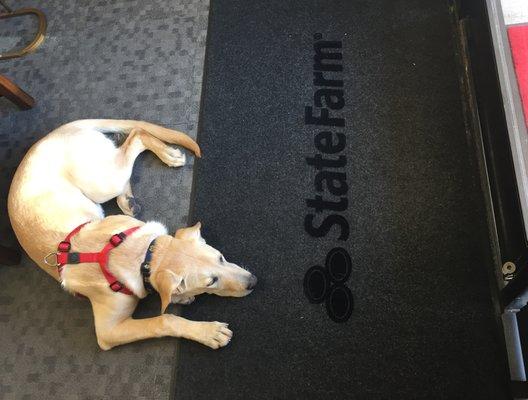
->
[[174, 222, 203, 242], [152, 269, 183, 314]]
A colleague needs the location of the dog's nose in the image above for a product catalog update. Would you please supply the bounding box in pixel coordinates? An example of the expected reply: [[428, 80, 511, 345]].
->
[[246, 274, 257, 290]]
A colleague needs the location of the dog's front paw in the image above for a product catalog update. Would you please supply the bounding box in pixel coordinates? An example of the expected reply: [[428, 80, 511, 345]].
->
[[160, 147, 186, 167], [196, 321, 233, 349]]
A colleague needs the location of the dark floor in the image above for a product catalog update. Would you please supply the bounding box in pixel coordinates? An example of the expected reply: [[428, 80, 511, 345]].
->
[[0, 1, 208, 399], [173, 0, 510, 398]]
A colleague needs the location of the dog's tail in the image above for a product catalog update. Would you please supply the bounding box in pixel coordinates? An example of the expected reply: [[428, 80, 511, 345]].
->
[[73, 119, 201, 157]]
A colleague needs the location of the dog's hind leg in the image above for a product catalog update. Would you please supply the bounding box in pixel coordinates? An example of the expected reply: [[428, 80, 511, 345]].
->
[[134, 128, 186, 168], [74, 127, 187, 205], [113, 128, 185, 215], [71, 119, 201, 157], [118, 127, 186, 169]]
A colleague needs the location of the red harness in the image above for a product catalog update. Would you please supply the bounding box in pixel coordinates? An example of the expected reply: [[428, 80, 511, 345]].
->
[[55, 222, 140, 295]]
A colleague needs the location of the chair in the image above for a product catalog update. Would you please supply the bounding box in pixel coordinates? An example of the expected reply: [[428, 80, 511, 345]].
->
[[0, 0, 46, 61], [0, 74, 35, 109]]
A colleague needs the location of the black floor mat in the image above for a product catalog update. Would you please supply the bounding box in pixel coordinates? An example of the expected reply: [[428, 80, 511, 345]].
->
[[172, 0, 510, 398]]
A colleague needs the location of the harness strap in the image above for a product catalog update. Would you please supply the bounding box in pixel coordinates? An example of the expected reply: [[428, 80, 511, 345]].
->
[[57, 251, 100, 266], [57, 221, 90, 253], [56, 223, 140, 296], [96, 227, 140, 295]]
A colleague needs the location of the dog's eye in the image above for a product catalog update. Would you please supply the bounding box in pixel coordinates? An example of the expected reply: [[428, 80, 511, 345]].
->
[[219, 255, 225, 264], [207, 276, 218, 287]]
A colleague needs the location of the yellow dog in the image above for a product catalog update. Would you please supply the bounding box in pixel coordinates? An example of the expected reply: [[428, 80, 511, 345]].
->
[[8, 120, 256, 350]]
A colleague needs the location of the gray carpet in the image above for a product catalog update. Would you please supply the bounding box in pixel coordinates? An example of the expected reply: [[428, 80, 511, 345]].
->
[[0, 0, 208, 398]]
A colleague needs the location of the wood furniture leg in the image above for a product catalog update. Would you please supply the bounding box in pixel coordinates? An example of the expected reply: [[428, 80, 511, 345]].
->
[[0, 75, 35, 110]]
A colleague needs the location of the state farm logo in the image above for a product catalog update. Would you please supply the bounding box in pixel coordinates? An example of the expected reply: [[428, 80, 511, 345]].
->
[[303, 248, 354, 323], [302, 35, 352, 322]]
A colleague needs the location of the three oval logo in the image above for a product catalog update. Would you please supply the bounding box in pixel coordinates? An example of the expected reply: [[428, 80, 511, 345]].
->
[[303, 247, 354, 323]]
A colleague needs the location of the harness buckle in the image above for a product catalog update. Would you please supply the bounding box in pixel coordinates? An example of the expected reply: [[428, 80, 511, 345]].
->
[[68, 252, 80, 264], [110, 232, 126, 247], [109, 281, 124, 292], [44, 252, 59, 267]]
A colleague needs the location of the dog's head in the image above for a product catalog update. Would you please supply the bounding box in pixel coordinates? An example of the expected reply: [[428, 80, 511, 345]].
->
[[150, 222, 257, 313]]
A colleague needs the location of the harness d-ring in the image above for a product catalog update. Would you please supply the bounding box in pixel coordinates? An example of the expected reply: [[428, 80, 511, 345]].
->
[[44, 252, 59, 267]]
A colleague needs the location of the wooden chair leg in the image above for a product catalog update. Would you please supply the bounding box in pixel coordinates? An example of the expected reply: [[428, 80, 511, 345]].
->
[[0, 75, 35, 110], [0, 244, 21, 265]]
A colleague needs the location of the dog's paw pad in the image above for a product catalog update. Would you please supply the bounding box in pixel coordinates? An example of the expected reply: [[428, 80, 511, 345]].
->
[[160, 147, 186, 167], [173, 295, 195, 305], [128, 196, 142, 217], [117, 194, 142, 217], [199, 322, 233, 349]]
